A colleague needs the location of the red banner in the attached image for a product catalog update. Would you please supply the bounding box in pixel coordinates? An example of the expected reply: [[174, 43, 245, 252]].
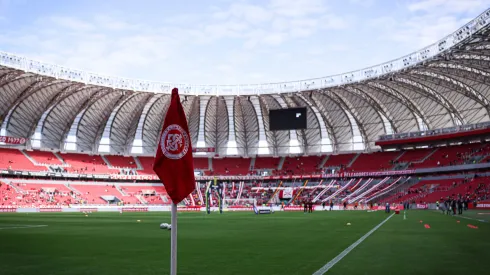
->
[[0, 136, 26, 145], [263, 170, 415, 180]]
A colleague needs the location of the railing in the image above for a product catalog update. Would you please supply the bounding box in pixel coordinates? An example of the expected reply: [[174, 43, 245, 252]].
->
[[0, 10, 488, 96], [378, 121, 490, 141]]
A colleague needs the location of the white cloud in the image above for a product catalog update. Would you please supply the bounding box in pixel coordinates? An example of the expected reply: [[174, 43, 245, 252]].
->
[[0, 0, 486, 85], [269, 0, 328, 17], [46, 16, 95, 32]]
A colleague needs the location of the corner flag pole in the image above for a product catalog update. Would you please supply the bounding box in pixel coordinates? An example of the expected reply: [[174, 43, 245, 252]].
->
[[152, 88, 195, 275], [171, 202, 178, 275]]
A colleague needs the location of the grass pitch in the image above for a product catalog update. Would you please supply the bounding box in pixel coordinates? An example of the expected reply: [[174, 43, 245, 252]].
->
[[0, 210, 489, 275]]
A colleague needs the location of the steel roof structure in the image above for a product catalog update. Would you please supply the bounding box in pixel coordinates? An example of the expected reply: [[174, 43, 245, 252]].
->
[[0, 9, 490, 157]]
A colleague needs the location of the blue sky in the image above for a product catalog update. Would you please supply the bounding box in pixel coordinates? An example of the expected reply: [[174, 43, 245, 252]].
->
[[0, 0, 488, 85]]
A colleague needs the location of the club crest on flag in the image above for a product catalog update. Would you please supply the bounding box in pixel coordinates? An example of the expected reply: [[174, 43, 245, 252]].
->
[[161, 124, 190, 160]]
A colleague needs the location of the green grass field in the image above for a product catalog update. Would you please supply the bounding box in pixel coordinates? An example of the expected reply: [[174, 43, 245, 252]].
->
[[0, 210, 489, 275]]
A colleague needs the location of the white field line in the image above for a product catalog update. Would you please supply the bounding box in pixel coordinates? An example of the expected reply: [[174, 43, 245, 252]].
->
[[312, 213, 395, 275], [453, 214, 488, 223], [0, 224, 48, 230], [432, 210, 489, 223]]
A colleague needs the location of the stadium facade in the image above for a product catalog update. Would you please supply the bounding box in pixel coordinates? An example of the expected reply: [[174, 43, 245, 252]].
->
[[0, 9, 490, 157]]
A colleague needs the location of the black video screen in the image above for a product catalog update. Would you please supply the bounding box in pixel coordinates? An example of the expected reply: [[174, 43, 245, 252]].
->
[[269, 107, 307, 131]]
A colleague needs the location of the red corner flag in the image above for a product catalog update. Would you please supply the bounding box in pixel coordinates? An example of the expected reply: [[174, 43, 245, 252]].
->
[[153, 88, 195, 204]]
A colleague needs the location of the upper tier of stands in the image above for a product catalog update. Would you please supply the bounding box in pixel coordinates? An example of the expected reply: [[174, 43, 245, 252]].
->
[[104, 155, 138, 169], [27, 150, 62, 166], [1, 142, 490, 176], [349, 151, 400, 172], [0, 149, 40, 171], [59, 153, 113, 174]]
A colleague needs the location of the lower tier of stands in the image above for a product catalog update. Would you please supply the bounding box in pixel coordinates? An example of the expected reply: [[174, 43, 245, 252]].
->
[[2, 173, 488, 209]]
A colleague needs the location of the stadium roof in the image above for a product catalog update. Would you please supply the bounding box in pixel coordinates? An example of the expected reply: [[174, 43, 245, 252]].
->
[[0, 9, 490, 157]]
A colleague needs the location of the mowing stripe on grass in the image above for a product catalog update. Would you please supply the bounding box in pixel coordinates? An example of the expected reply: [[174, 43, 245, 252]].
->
[[312, 213, 395, 275], [0, 225, 48, 230]]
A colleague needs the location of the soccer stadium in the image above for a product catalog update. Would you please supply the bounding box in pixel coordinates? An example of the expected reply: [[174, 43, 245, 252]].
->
[[1, 3, 490, 275]]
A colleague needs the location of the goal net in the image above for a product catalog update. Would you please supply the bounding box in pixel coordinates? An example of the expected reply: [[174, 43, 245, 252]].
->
[[223, 198, 256, 209]]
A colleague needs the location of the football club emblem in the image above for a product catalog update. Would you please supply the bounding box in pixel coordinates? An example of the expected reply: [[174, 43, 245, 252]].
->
[[160, 124, 190, 160]]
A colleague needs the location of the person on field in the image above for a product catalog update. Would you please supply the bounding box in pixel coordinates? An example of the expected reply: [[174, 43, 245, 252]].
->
[[308, 201, 313, 213], [451, 199, 457, 215], [303, 200, 308, 213], [445, 198, 451, 215], [343, 201, 347, 210], [330, 201, 334, 211], [439, 201, 446, 214], [457, 198, 463, 215], [322, 201, 326, 210]]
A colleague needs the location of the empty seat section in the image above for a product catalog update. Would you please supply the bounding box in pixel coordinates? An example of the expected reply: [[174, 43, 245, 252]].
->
[[105, 155, 138, 169], [72, 184, 121, 204], [27, 150, 63, 165], [60, 153, 113, 174], [137, 157, 155, 175], [0, 148, 40, 171], [323, 154, 355, 168], [253, 157, 280, 170], [282, 156, 323, 175], [411, 144, 482, 169], [421, 178, 485, 203], [349, 151, 399, 171], [193, 158, 209, 170], [212, 158, 251, 175], [397, 148, 433, 163]]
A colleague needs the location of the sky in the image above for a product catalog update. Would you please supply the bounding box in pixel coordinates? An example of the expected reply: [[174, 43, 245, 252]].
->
[[0, 0, 488, 85]]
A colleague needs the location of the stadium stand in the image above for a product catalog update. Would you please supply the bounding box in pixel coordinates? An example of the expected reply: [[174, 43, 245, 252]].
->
[[25, 150, 63, 166], [104, 155, 138, 169], [211, 157, 251, 176], [281, 156, 323, 175], [348, 151, 400, 172], [323, 154, 356, 168], [0, 148, 41, 171], [252, 157, 280, 170], [59, 153, 113, 174]]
